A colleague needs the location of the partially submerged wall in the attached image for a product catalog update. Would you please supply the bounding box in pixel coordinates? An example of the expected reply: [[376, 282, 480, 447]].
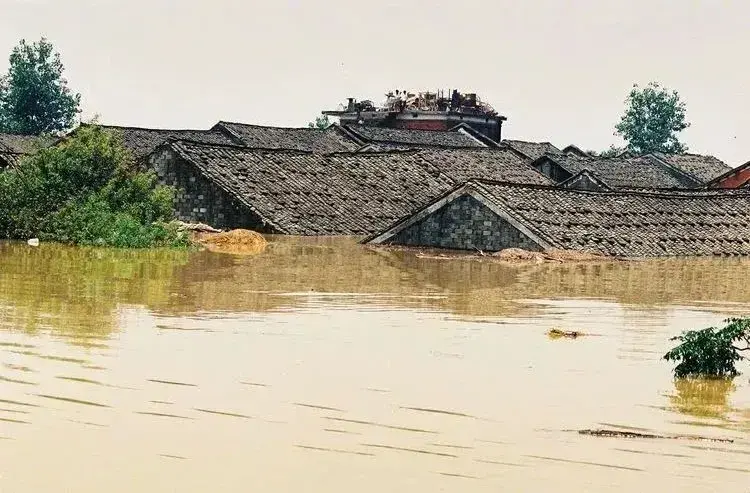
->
[[390, 194, 542, 252], [148, 147, 269, 231]]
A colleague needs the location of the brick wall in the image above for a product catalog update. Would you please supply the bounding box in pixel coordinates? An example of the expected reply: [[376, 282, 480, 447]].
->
[[147, 148, 272, 231], [390, 194, 542, 252]]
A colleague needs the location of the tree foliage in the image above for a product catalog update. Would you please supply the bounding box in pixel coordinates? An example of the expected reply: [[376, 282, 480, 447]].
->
[[0, 37, 81, 135], [0, 124, 187, 248], [664, 318, 750, 378], [614, 82, 690, 155], [308, 114, 330, 129]]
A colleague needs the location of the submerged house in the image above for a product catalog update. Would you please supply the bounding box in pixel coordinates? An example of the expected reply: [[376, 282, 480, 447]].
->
[[0, 133, 55, 169], [147, 141, 458, 235], [365, 180, 750, 257], [143, 139, 555, 235]]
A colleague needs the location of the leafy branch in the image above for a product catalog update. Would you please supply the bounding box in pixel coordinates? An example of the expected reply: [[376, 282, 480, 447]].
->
[[664, 318, 750, 378]]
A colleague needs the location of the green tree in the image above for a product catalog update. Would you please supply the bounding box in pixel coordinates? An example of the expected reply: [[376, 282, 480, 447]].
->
[[0, 124, 186, 248], [0, 37, 81, 135], [308, 114, 330, 129], [614, 82, 690, 155], [664, 318, 750, 378]]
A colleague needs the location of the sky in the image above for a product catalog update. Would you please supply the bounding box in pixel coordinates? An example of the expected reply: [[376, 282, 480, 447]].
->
[[1, 0, 748, 165]]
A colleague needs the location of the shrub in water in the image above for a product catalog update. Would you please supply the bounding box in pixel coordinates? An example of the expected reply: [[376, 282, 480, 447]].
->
[[0, 124, 186, 248], [664, 318, 750, 378]]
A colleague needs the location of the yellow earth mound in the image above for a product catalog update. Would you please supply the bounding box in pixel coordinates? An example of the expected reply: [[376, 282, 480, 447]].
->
[[492, 247, 608, 263], [194, 229, 267, 255]]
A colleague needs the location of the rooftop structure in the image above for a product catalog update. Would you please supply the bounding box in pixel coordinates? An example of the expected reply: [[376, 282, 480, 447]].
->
[[324, 89, 506, 142]]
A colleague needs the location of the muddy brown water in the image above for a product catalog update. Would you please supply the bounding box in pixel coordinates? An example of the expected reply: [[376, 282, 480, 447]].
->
[[1, 237, 749, 491]]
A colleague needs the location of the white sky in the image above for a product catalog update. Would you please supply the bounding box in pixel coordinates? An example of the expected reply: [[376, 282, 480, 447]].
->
[[1, 0, 747, 165]]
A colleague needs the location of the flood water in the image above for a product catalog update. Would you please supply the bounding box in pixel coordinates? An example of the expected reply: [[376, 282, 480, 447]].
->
[[1, 237, 749, 492]]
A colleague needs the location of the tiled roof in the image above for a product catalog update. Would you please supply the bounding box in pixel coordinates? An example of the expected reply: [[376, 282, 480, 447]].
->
[[561, 144, 590, 157], [214, 122, 361, 154], [503, 140, 561, 160], [167, 141, 456, 236], [86, 125, 235, 162], [415, 148, 552, 185], [538, 153, 700, 189], [343, 125, 486, 148], [0, 133, 55, 154], [0, 152, 24, 168], [652, 152, 731, 183], [369, 180, 750, 257], [102, 125, 232, 161], [472, 181, 750, 257]]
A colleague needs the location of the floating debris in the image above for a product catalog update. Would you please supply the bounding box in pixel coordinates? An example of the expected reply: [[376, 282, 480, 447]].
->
[[548, 328, 586, 339], [578, 428, 733, 443], [193, 229, 267, 256]]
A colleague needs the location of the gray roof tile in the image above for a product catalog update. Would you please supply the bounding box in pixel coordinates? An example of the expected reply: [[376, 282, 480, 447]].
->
[[539, 153, 700, 189], [344, 125, 486, 148], [471, 181, 750, 257], [652, 152, 731, 183], [0, 133, 55, 154], [167, 141, 456, 236], [214, 122, 360, 153], [503, 140, 562, 160]]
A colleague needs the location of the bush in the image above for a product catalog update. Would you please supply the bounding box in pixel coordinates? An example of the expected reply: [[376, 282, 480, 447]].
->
[[664, 318, 750, 378], [0, 124, 187, 248]]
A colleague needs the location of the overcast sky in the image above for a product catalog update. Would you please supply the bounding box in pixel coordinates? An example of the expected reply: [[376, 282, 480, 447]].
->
[[1, 0, 747, 164]]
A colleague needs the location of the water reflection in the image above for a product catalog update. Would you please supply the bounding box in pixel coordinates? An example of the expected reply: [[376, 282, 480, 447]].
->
[[0, 238, 749, 492], [4, 238, 750, 346], [668, 379, 735, 420], [0, 241, 188, 343]]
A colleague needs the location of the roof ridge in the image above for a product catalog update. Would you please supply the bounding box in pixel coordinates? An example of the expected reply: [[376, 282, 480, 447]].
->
[[467, 177, 750, 198], [81, 122, 217, 133], [217, 120, 324, 131], [168, 138, 313, 154]]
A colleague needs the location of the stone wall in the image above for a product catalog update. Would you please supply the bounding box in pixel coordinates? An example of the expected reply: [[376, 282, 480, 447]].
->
[[147, 148, 271, 231], [390, 194, 542, 252]]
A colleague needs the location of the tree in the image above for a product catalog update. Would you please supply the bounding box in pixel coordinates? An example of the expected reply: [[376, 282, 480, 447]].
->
[[0, 37, 81, 135], [308, 114, 330, 129], [614, 82, 690, 155], [0, 125, 186, 248], [663, 318, 750, 378]]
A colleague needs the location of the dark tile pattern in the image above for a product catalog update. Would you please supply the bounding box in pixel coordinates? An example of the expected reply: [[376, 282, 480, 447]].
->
[[344, 125, 486, 148], [539, 154, 700, 189], [503, 140, 562, 160], [215, 122, 361, 154], [653, 152, 731, 183], [96, 126, 235, 162], [0, 133, 55, 154], [167, 141, 457, 235], [415, 148, 552, 185], [474, 181, 750, 257]]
